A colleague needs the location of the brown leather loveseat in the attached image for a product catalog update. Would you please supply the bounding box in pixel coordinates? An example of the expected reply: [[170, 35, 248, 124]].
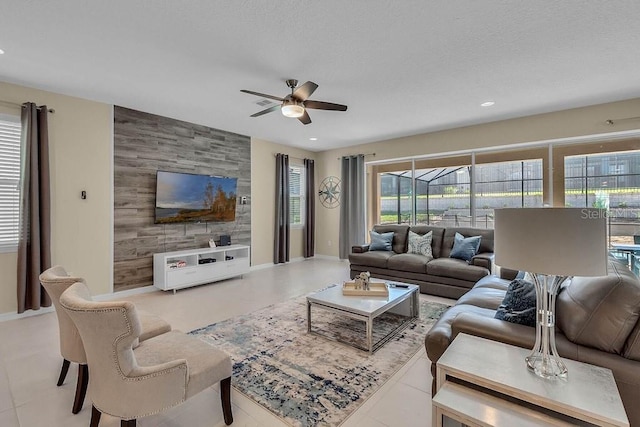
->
[[349, 224, 494, 298], [425, 257, 640, 426]]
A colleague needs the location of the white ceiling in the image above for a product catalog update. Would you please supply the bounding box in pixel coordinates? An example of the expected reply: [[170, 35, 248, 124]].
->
[[1, 1, 639, 151]]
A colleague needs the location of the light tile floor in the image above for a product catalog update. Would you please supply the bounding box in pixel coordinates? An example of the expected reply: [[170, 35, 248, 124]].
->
[[0, 258, 456, 426]]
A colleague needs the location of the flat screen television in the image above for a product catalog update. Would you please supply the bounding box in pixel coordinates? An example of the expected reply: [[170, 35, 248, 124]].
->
[[155, 171, 238, 224]]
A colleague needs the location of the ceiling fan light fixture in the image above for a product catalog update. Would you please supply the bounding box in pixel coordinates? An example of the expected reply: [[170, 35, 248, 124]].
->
[[281, 103, 305, 118]]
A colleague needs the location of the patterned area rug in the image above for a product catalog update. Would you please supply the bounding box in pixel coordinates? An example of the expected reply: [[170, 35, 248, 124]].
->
[[190, 289, 449, 426]]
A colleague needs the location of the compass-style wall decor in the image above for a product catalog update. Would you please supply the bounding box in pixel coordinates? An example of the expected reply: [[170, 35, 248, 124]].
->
[[318, 176, 341, 208]]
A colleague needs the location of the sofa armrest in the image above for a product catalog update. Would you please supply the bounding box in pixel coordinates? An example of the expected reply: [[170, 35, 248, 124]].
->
[[499, 267, 520, 280], [351, 244, 370, 253], [471, 252, 494, 272], [451, 312, 536, 350]]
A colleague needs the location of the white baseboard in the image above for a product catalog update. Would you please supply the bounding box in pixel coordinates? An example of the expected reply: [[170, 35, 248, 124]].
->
[[0, 286, 160, 322], [250, 255, 345, 271], [93, 285, 159, 301], [0, 305, 55, 322], [313, 254, 345, 262], [0, 257, 346, 321], [250, 257, 304, 271]]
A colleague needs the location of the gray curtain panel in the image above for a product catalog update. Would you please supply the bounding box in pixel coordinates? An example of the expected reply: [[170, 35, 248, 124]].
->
[[274, 153, 290, 264], [17, 102, 52, 313], [303, 158, 315, 258], [339, 155, 366, 259]]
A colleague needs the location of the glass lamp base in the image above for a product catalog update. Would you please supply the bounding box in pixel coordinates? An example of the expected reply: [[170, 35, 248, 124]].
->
[[526, 351, 567, 378], [528, 273, 570, 379]]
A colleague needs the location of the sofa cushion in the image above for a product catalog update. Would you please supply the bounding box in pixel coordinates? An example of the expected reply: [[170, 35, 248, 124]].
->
[[441, 227, 494, 258], [473, 275, 510, 291], [408, 230, 433, 258], [457, 284, 507, 310], [387, 253, 430, 273], [494, 279, 536, 327], [410, 226, 445, 258], [348, 251, 395, 269], [427, 257, 490, 282], [557, 260, 640, 355], [449, 232, 481, 262], [372, 224, 410, 254], [369, 230, 394, 251]]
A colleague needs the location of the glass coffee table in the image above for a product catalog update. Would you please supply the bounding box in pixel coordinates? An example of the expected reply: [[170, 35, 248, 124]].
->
[[306, 282, 419, 353]]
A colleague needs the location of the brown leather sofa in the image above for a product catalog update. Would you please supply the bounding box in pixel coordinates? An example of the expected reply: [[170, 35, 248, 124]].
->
[[349, 224, 494, 298], [425, 257, 640, 426]]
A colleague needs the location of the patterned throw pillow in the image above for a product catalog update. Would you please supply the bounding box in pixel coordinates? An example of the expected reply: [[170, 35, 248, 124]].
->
[[407, 231, 433, 259], [449, 232, 481, 262], [369, 231, 394, 251], [494, 279, 537, 327]]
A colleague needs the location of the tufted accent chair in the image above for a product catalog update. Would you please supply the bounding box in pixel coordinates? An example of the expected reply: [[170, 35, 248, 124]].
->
[[60, 281, 233, 426], [39, 265, 172, 414]]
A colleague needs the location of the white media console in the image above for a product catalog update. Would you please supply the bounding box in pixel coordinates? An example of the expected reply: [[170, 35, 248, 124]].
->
[[153, 245, 250, 292]]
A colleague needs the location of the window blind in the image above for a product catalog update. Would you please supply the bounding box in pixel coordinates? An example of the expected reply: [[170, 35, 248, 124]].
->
[[289, 165, 305, 225], [0, 116, 21, 252]]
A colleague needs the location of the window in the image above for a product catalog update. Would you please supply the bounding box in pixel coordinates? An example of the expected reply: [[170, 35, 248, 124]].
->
[[289, 164, 305, 226], [0, 114, 21, 252], [376, 159, 543, 229], [565, 150, 640, 245]]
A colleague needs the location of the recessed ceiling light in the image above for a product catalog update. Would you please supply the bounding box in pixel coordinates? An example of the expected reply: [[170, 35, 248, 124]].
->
[[0, 49, 5, 55], [309, 137, 318, 141], [481, 101, 495, 107]]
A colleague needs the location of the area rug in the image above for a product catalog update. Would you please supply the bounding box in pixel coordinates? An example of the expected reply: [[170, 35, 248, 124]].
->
[[190, 288, 449, 426]]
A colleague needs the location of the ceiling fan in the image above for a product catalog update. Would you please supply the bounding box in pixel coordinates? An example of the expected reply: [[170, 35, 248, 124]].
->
[[241, 79, 347, 125]]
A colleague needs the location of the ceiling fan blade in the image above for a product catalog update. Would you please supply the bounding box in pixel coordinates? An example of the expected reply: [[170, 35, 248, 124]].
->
[[250, 104, 281, 117], [304, 100, 348, 111], [292, 81, 318, 101], [298, 110, 312, 125], [240, 89, 283, 102]]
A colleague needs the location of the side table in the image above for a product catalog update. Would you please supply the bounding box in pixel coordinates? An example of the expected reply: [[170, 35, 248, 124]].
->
[[432, 333, 629, 427]]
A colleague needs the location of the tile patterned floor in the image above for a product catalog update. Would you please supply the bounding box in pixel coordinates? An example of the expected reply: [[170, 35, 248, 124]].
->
[[0, 258, 455, 426]]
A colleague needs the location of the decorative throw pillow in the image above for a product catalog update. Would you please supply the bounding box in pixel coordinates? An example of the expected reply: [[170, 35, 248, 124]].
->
[[449, 232, 481, 262], [494, 279, 537, 327], [408, 231, 433, 259], [369, 231, 394, 251]]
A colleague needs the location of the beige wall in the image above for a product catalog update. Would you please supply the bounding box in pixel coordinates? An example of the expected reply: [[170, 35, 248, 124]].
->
[[0, 82, 112, 314], [250, 138, 316, 266], [314, 98, 640, 258], [2, 79, 639, 312]]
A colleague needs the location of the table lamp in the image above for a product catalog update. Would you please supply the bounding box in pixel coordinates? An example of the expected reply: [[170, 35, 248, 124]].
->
[[494, 208, 608, 379]]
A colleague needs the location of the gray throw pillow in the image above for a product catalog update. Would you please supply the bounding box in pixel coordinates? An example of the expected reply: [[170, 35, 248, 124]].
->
[[494, 279, 537, 327], [369, 231, 394, 251], [408, 230, 433, 258], [449, 232, 481, 262]]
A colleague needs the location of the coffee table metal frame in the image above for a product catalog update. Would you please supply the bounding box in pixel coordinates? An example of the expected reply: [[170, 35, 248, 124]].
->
[[306, 283, 419, 353]]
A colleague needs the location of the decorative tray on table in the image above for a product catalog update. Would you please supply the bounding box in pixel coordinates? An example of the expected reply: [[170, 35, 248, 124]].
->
[[342, 282, 389, 297]]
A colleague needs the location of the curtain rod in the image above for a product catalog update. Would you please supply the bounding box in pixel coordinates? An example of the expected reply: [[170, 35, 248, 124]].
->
[[337, 152, 376, 160], [0, 100, 55, 113], [273, 153, 310, 162]]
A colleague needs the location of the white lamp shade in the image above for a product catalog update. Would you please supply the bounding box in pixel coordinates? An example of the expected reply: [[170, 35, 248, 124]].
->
[[494, 208, 608, 277]]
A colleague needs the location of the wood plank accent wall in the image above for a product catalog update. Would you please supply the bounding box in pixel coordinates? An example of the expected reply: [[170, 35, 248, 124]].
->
[[113, 106, 251, 292]]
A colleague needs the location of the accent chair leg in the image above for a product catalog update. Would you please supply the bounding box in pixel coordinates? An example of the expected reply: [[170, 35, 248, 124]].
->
[[90, 405, 101, 427], [221, 376, 233, 425], [72, 364, 89, 414], [57, 359, 71, 386], [121, 420, 136, 426]]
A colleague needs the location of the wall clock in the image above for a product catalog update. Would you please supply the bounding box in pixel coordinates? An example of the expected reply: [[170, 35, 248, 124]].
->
[[318, 176, 341, 209]]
